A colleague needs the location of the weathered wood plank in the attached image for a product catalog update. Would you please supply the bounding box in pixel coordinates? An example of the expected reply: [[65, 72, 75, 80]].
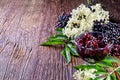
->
[[0, 0, 119, 80]]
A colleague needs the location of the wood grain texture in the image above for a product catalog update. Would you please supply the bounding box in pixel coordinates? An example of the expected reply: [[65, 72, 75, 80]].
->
[[0, 0, 119, 80]]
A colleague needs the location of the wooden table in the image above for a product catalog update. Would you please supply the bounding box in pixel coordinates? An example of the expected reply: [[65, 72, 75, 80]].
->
[[0, 0, 120, 80]]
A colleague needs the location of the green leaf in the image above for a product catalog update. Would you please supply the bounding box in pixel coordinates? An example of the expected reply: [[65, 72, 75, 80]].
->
[[96, 60, 113, 68], [94, 77, 105, 80], [87, 0, 92, 5], [65, 46, 71, 63], [48, 34, 68, 41], [95, 65, 107, 72], [61, 46, 71, 63], [55, 28, 63, 34], [105, 74, 117, 80], [41, 34, 68, 46], [103, 56, 118, 63], [67, 43, 79, 56], [116, 67, 120, 75], [74, 64, 96, 70], [61, 49, 66, 60], [95, 70, 108, 75], [110, 74, 117, 80], [88, 78, 93, 80], [95, 56, 118, 68], [41, 40, 65, 46], [95, 71, 108, 75], [105, 75, 111, 80]]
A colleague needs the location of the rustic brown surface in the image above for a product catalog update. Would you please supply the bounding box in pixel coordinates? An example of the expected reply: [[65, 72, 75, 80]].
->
[[0, 0, 119, 80]]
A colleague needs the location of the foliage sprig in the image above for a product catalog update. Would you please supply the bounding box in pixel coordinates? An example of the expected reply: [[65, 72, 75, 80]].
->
[[41, 28, 79, 63], [74, 56, 120, 80]]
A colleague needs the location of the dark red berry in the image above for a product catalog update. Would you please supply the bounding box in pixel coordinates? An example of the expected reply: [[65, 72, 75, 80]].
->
[[75, 32, 109, 63], [78, 39, 84, 45], [85, 41, 93, 48], [85, 33, 89, 38], [93, 41, 98, 48]]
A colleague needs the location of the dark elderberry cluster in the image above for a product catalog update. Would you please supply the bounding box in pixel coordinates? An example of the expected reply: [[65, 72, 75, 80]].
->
[[111, 45, 120, 56], [93, 21, 120, 56], [55, 12, 71, 28], [93, 22, 120, 44]]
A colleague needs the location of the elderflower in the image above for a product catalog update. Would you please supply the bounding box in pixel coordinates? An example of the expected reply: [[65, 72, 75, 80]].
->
[[73, 69, 97, 80], [63, 4, 109, 38]]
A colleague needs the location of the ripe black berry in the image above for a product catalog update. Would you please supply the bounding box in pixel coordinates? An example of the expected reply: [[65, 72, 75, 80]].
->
[[93, 22, 120, 45], [93, 21, 120, 56], [55, 12, 71, 28]]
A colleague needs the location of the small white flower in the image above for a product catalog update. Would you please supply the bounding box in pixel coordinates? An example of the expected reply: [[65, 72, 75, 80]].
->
[[73, 69, 97, 80], [63, 4, 109, 38]]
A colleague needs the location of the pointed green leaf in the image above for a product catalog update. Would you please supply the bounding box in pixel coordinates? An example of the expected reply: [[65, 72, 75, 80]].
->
[[61, 47, 71, 63], [74, 64, 96, 70], [41, 41, 65, 46], [105, 75, 111, 80], [103, 56, 118, 63], [67, 43, 79, 56], [95, 56, 118, 68], [61, 49, 66, 60], [94, 77, 105, 80], [48, 34, 68, 41], [96, 60, 113, 68], [110, 74, 117, 80], [65, 46, 71, 63], [95, 71, 108, 75], [95, 65, 107, 72], [87, 0, 92, 5], [55, 28, 63, 34], [74, 64, 107, 74], [116, 67, 120, 75], [88, 78, 93, 80]]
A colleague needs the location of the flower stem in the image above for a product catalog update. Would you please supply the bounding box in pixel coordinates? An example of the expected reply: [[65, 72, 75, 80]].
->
[[109, 66, 120, 75]]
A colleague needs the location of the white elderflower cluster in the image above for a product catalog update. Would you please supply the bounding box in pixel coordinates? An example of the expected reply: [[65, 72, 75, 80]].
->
[[63, 4, 109, 38], [73, 69, 97, 80]]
